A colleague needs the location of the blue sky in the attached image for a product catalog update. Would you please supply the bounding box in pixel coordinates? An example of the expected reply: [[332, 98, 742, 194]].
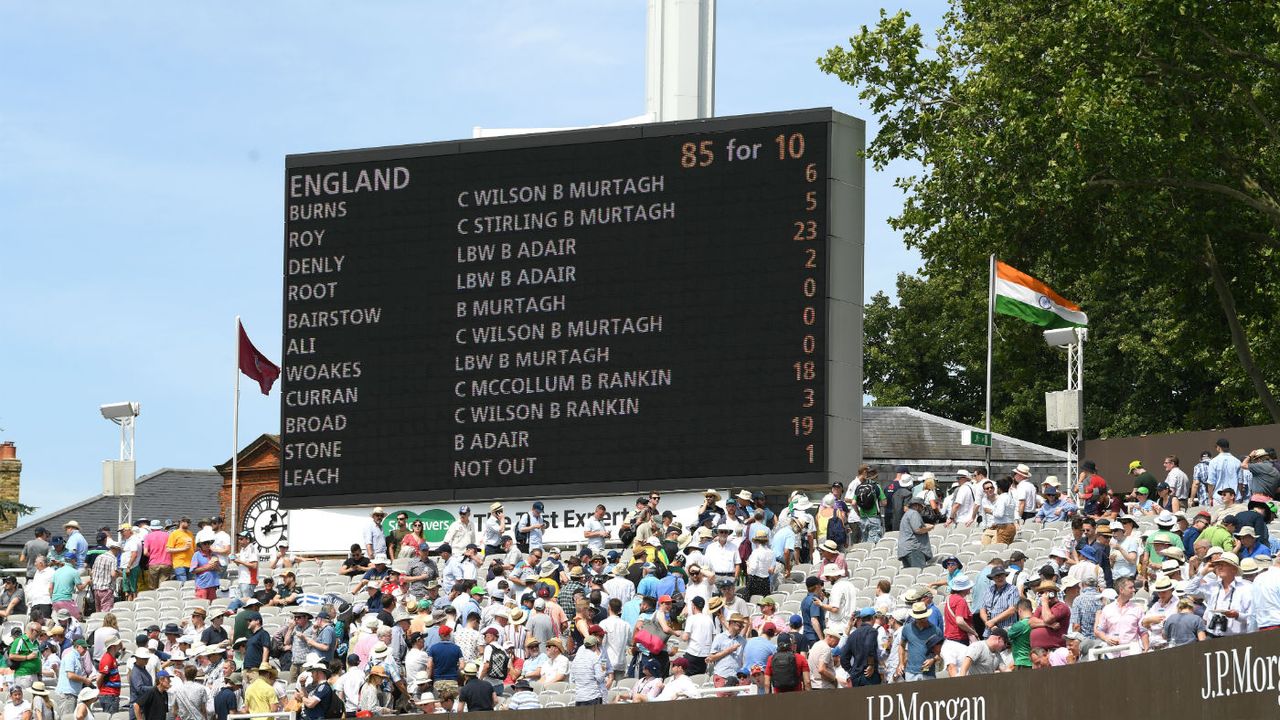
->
[[0, 1, 938, 515]]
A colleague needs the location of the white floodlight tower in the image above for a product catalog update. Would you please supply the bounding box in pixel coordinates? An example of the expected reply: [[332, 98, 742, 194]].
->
[[1043, 329, 1086, 498], [645, 0, 716, 121], [100, 402, 140, 526]]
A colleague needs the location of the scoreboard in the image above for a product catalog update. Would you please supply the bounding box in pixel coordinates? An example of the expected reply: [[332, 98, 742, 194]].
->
[[279, 108, 864, 508]]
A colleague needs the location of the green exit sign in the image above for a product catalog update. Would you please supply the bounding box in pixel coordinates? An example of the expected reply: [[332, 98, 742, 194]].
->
[[962, 430, 992, 447]]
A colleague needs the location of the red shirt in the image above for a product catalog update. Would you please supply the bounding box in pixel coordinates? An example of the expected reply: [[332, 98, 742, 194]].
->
[[1083, 474, 1108, 500], [98, 652, 120, 697], [1030, 599, 1071, 649], [943, 593, 973, 641]]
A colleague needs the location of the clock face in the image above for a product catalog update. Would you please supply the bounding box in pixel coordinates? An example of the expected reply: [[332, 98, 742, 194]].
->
[[244, 493, 288, 549]]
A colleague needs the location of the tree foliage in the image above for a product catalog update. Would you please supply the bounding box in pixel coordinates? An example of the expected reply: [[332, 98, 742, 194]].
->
[[822, 0, 1280, 443]]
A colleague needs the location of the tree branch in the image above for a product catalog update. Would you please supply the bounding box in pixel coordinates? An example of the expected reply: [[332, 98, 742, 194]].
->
[[1203, 235, 1280, 423], [1196, 25, 1280, 73], [1085, 177, 1280, 228]]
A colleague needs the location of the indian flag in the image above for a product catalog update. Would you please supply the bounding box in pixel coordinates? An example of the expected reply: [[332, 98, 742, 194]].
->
[[994, 261, 1088, 328]]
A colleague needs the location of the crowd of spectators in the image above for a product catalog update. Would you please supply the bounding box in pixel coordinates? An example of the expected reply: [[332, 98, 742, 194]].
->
[[4, 443, 1279, 717]]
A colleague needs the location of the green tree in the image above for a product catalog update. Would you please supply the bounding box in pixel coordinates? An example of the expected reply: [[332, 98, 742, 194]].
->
[[822, 0, 1280, 440]]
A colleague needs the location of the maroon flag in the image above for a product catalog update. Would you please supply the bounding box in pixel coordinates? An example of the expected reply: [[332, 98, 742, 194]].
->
[[238, 322, 280, 395]]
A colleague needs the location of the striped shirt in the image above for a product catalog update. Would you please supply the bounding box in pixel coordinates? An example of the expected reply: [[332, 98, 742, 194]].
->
[[90, 552, 117, 590], [568, 647, 606, 703]]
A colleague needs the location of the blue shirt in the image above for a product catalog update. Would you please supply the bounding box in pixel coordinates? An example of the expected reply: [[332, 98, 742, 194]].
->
[[770, 526, 797, 561], [56, 648, 87, 694], [65, 531, 88, 568], [1208, 451, 1242, 494], [214, 687, 239, 720], [708, 631, 745, 678], [427, 640, 463, 680], [1035, 499, 1078, 523], [621, 597, 643, 626], [902, 621, 944, 675], [192, 551, 219, 589], [654, 574, 685, 598], [636, 574, 660, 598], [800, 592, 824, 642], [741, 636, 776, 673]]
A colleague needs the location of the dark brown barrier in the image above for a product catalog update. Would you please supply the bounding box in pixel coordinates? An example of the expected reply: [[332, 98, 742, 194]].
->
[[1083, 424, 1280, 493], [394, 630, 1280, 720]]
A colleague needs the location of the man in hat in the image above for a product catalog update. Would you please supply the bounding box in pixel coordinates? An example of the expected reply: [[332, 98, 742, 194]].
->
[[707, 612, 748, 693], [458, 661, 497, 712], [505, 679, 539, 710], [483, 502, 509, 557], [1128, 460, 1160, 499], [945, 469, 980, 528], [53, 637, 92, 716], [1207, 438, 1243, 506], [1235, 526, 1269, 559], [897, 497, 935, 569], [133, 668, 172, 720], [62, 521, 87, 570], [295, 661, 334, 720], [839, 607, 881, 686], [1201, 552, 1254, 637], [245, 662, 279, 714], [190, 538, 221, 601], [49, 551, 85, 620], [978, 564, 1019, 636], [363, 507, 389, 560], [1029, 579, 1071, 652], [1093, 576, 1147, 654], [1243, 448, 1280, 500], [1035, 484, 1078, 524], [141, 518, 172, 589], [1011, 465, 1039, 522], [89, 537, 120, 613], [898, 602, 944, 681]]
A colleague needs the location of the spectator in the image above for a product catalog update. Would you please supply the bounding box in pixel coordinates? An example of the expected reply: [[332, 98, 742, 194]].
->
[[897, 497, 934, 569], [898, 602, 944, 681]]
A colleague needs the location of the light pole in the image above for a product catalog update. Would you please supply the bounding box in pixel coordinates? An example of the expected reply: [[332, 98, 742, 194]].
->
[[100, 402, 140, 526], [1043, 329, 1087, 501]]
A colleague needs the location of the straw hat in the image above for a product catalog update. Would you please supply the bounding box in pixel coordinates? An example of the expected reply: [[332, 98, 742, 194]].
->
[[703, 489, 721, 500], [910, 602, 931, 620]]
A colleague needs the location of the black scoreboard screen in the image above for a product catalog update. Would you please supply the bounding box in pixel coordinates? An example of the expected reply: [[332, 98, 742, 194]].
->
[[280, 108, 864, 508]]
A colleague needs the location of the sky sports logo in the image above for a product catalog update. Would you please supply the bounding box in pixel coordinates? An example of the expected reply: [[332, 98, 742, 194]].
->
[[1200, 646, 1280, 703]]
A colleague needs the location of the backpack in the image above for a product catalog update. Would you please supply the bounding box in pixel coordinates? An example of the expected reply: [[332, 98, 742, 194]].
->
[[826, 514, 847, 546], [771, 650, 800, 690], [320, 682, 343, 719], [514, 514, 531, 554], [854, 482, 879, 512], [486, 645, 509, 681]]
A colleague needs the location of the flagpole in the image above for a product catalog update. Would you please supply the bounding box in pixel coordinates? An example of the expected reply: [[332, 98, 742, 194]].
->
[[231, 316, 241, 546], [985, 254, 995, 476]]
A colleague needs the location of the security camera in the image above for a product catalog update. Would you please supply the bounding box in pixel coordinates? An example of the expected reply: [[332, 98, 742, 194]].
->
[[99, 402, 141, 420]]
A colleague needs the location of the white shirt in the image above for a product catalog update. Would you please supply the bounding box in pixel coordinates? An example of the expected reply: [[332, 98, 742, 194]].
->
[[1202, 577, 1255, 636], [442, 520, 476, 550], [1015, 480, 1038, 516], [703, 541, 738, 575], [950, 482, 979, 524], [991, 494, 1017, 525], [1254, 567, 1280, 629], [684, 578, 714, 606], [600, 615, 632, 670], [121, 534, 143, 569], [4, 700, 31, 720], [603, 577, 635, 607], [583, 517, 606, 552], [341, 666, 365, 712], [683, 612, 715, 657], [827, 579, 858, 634], [1145, 596, 1179, 648], [745, 545, 775, 579], [654, 673, 697, 701], [212, 531, 233, 564], [483, 516, 505, 548], [25, 568, 53, 606]]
